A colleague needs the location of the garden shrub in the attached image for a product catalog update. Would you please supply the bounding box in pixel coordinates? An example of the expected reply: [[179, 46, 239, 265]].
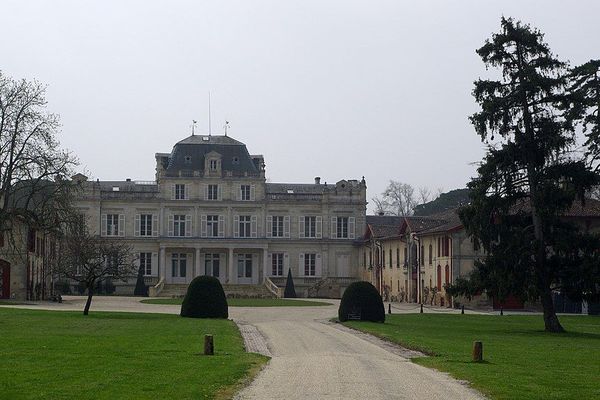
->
[[338, 281, 385, 322], [180, 276, 228, 319]]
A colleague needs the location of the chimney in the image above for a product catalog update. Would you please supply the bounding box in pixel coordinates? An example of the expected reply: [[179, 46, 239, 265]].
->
[[378, 211, 385, 216], [314, 177, 321, 185], [126, 178, 131, 182]]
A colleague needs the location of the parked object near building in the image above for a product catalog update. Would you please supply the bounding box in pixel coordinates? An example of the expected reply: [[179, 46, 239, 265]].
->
[[73, 134, 366, 297]]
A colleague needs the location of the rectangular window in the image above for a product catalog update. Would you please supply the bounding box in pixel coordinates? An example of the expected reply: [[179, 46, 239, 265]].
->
[[389, 249, 392, 268], [206, 215, 219, 237], [382, 250, 385, 269], [421, 245, 425, 266], [363, 251, 366, 268], [209, 159, 218, 170], [237, 254, 252, 278], [404, 247, 408, 267], [336, 217, 349, 238], [174, 184, 186, 200], [106, 214, 119, 236], [304, 216, 316, 238], [140, 252, 152, 275], [304, 253, 316, 276], [205, 253, 220, 277], [271, 253, 284, 276], [239, 215, 251, 238], [173, 215, 186, 237], [207, 184, 218, 200], [272, 216, 284, 237], [140, 214, 152, 236], [171, 253, 187, 278], [396, 248, 400, 267], [240, 185, 251, 201], [429, 244, 433, 265]]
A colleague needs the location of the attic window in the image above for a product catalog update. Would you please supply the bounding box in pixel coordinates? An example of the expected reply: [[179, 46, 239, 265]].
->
[[112, 186, 120, 191], [184, 156, 192, 164], [232, 156, 239, 164], [287, 189, 294, 194], [341, 184, 346, 188]]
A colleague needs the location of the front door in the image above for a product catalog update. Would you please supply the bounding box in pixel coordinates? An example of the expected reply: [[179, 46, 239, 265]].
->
[[171, 253, 188, 284], [237, 254, 253, 284], [0, 260, 10, 299]]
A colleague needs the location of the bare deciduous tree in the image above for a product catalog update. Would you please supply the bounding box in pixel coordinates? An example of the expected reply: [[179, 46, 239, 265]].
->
[[0, 71, 77, 247], [418, 186, 432, 204], [55, 221, 136, 315], [378, 180, 417, 216]]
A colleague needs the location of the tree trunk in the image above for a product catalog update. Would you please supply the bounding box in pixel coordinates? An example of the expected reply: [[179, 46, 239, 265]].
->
[[83, 285, 94, 316], [540, 284, 565, 333]]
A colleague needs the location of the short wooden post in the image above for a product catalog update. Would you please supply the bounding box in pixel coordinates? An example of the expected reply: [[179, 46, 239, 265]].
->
[[388, 303, 391, 314], [500, 306, 504, 316], [461, 305, 465, 314], [204, 334, 214, 355], [420, 303, 423, 313], [472, 341, 483, 362]]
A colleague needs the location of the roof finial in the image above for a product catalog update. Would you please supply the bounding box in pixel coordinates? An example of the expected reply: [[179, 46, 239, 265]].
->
[[208, 91, 212, 137], [224, 121, 229, 136], [191, 120, 197, 136]]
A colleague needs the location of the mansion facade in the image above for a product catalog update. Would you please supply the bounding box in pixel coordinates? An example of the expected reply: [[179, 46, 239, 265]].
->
[[74, 134, 367, 297]]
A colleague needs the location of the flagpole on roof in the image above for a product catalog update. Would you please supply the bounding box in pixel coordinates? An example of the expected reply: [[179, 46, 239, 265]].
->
[[208, 91, 212, 137]]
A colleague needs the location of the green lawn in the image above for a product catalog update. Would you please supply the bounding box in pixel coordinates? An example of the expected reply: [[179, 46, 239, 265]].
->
[[141, 298, 332, 307], [0, 308, 268, 400], [344, 314, 600, 399]]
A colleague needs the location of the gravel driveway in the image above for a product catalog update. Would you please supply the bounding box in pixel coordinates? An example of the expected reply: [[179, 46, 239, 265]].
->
[[3, 296, 484, 399]]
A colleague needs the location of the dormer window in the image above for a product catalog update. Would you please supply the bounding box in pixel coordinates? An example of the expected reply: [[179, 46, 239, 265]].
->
[[232, 157, 239, 165], [210, 160, 218, 170], [184, 156, 192, 165]]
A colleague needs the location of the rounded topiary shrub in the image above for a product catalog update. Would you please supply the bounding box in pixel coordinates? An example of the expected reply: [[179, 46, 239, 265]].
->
[[338, 281, 385, 322], [180, 276, 228, 319]]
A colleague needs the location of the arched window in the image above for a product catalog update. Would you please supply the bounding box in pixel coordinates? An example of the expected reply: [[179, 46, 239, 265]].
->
[[437, 265, 442, 290]]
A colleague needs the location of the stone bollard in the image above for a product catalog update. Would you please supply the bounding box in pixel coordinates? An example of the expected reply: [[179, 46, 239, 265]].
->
[[472, 341, 483, 362], [204, 334, 214, 355], [388, 304, 391, 314], [461, 305, 465, 315]]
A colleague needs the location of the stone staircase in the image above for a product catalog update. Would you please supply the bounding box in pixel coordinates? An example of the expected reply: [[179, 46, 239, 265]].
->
[[158, 283, 276, 298]]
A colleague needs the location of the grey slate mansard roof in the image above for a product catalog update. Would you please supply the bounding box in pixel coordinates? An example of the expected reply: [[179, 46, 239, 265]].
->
[[265, 183, 335, 194], [164, 134, 259, 176]]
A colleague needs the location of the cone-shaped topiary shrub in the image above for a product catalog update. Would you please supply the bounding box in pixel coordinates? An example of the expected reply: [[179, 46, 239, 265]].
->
[[284, 268, 297, 298], [338, 281, 385, 322], [180, 276, 228, 318]]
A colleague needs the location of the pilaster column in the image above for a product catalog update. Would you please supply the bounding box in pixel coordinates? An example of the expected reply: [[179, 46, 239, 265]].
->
[[228, 247, 236, 284], [195, 247, 201, 277], [262, 248, 268, 283], [159, 246, 166, 281]]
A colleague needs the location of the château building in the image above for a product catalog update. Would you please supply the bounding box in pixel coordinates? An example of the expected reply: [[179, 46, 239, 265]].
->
[[74, 134, 367, 297]]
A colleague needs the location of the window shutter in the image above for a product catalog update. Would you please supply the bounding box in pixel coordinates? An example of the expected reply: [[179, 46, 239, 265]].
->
[[185, 215, 192, 237], [152, 214, 159, 236], [134, 214, 140, 237], [316, 216, 322, 238], [250, 184, 256, 201], [349, 217, 355, 239], [118, 214, 125, 236], [331, 217, 337, 239], [200, 215, 207, 237], [184, 184, 189, 200], [168, 214, 174, 237], [236, 185, 240, 201], [316, 253, 322, 276], [251, 215, 257, 237], [217, 184, 222, 200], [284, 216, 290, 238], [299, 253, 305, 276], [152, 252, 158, 275], [170, 184, 176, 200], [218, 215, 225, 237], [284, 252, 290, 274], [201, 184, 207, 200], [299, 216, 305, 238], [101, 214, 107, 236], [266, 216, 273, 238], [233, 215, 239, 238]]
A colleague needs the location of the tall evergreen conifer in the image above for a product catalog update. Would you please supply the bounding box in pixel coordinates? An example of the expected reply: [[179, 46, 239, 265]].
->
[[451, 18, 600, 332]]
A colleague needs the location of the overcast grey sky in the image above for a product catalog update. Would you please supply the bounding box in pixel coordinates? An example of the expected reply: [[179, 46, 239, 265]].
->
[[2, 1, 599, 211]]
